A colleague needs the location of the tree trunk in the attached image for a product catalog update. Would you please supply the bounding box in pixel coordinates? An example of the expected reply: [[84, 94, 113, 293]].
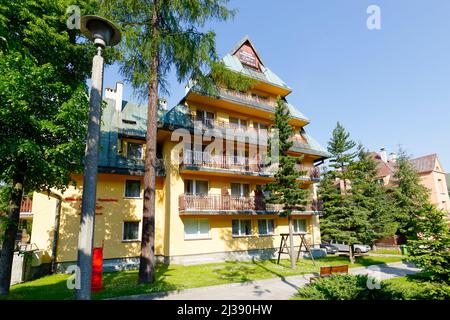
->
[[0, 174, 24, 296], [349, 244, 355, 264], [138, 1, 159, 284], [288, 215, 296, 269]]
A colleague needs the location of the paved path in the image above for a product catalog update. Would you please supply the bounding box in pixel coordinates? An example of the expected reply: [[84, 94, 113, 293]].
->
[[114, 261, 419, 300]]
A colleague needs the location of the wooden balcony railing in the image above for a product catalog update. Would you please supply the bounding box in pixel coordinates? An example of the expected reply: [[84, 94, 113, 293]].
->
[[20, 197, 33, 213], [179, 194, 322, 212], [181, 150, 268, 173]]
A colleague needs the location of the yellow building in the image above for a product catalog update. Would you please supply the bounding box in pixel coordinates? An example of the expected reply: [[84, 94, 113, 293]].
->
[[30, 37, 330, 271]]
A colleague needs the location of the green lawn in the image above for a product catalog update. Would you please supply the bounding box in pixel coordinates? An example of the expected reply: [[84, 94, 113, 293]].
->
[[3, 255, 403, 300], [372, 248, 402, 255]]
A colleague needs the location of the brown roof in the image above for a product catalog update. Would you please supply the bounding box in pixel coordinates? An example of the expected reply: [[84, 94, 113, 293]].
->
[[410, 154, 437, 173], [368, 152, 396, 178]]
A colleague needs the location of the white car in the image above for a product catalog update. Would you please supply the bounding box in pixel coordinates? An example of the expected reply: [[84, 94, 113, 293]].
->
[[329, 241, 371, 254]]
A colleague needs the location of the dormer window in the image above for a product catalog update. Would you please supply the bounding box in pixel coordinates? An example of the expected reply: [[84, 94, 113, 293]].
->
[[122, 119, 137, 125]]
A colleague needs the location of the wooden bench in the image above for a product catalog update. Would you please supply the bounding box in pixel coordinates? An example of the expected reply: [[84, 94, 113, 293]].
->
[[310, 265, 349, 283]]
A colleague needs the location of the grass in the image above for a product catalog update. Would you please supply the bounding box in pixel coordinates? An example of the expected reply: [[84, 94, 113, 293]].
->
[[372, 248, 402, 255], [2, 255, 403, 300]]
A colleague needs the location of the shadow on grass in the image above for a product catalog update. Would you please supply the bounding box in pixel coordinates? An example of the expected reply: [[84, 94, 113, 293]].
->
[[211, 260, 258, 283]]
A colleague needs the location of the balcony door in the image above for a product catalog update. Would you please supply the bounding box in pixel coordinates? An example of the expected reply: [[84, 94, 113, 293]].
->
[[231, 183, 250, 198], [185, 180, 209, 195], [196, 109, 215, 127]]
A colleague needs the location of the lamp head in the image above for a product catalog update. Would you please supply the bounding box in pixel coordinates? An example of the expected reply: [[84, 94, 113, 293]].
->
[[80, 15, 121, 48]]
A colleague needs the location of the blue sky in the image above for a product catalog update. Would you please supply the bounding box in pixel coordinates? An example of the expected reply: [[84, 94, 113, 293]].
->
[[102, 0, 450, 170]]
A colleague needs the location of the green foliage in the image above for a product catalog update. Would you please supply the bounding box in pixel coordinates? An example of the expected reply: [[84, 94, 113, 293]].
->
[[319, 124, 397, 262], [101, 0, 251, 99], [296, 274, 375, 300], [296, 274, 450, 300], [390, 150, 430, 238], [407, 205, 450, 283], [264, 97, 309, 216], [0, 0, 97, 192], [319, 124, 366, 247]]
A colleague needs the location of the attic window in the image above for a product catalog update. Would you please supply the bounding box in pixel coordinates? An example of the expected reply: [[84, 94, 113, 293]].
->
[[122, 119, 137, 125]]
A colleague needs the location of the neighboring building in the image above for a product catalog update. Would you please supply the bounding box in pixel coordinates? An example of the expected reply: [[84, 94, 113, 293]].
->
[[371, 149, 450, 214], [29, 37, 330, 271]]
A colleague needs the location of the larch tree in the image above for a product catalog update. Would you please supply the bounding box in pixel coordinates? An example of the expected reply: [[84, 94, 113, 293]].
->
[[264, 97, 309, 269], [0, 0, 97, 295], [101, 0, 252, 284]]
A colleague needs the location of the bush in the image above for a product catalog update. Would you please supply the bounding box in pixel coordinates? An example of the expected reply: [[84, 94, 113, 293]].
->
[[296, 274, 450, 300], [296, 274, 376, 300]]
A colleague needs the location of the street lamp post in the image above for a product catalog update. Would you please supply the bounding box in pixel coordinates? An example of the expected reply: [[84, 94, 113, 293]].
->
[[76, 15, 121, 300]]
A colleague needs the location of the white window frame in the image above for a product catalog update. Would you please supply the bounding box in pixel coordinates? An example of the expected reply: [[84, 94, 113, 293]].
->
[[124, 179, 142, 199], [229, 117, 247, 130], [184, 219, 210, 240], [232, 219, 252, 237], [185, 179, 209, 195], [258, 219, 275, 236], [293, 219, 307, 234], [122, 221, 141, 242], [230, 183, 250, 198]]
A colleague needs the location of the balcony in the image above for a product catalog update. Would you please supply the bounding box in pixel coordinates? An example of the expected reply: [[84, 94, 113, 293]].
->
[[179, 194, 322, 214], [218, 88, 277, 111], [180, 150, 271, 176], [20, 197, 32, 213], [181, 150, 320, 181], [99, 157, 166, 176]]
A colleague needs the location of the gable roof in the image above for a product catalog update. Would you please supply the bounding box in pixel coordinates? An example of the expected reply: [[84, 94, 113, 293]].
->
[[368, 152, 396, 178], [222, 36, 291, 91], [410, 154, 438, 173]]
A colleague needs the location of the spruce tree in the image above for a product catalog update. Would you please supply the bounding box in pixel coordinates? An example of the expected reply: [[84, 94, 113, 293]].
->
[[408, 205, 450, 283], [390, 150, 429, 239], [319, 123, 362, 263], [350, 149, 398, 245], [264, 97, 309, 269]]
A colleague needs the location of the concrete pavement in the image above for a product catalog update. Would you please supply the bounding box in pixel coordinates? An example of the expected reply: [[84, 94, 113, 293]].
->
[[113, 261, 419, 300]]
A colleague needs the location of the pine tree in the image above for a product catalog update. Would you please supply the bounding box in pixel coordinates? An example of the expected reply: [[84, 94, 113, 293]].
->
[[264, 97, 309, 269], [101, 0, 252, 284], [408, 205, 450, 283], [390, 150, 429, 239]]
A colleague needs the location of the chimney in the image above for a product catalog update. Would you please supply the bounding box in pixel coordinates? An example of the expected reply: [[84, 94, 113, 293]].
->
[[389, 152, 397, 163], [379, 148, 388, 163], [158, 98, 168, 110], [104, 81, 124, 112], [115, 81, 124, 112]]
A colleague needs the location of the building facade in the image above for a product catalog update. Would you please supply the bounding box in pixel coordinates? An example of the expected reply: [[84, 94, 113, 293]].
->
[[29, 37, 330, 270], [371, 149, 450, 214]]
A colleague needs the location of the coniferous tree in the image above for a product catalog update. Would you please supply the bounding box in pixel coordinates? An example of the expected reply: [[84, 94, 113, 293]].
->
[[350, 149, 398, 245], [408, 205, 450, 283], [390, 150, 429, 239], [101, 0, 252, 283], [319, 123, 363, 263], [264, 97, 309, 269]]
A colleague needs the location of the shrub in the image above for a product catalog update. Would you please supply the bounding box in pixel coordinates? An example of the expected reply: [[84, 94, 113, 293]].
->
[[296, 274, 376, 300], [296, 273, 450, 300]]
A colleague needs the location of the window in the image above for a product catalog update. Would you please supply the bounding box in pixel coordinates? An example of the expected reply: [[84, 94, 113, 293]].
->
[[184, 219, 210, 240], [293, 219, 307, 233], [196, 109, 215, 126], [123, 221, 140, 241], [232, 219, 252, 236], [126, 142, 143, 160], [185, 180, 209, 195], [231, 183, 250, 197], [258, 219, 275, 235], [229, 117, 247, 130], [254, 122, 268, 131], [125, 180, 141, 198]]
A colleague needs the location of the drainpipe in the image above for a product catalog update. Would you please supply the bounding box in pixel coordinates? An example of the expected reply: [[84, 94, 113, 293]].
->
[[49, 192, 62, 273]]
